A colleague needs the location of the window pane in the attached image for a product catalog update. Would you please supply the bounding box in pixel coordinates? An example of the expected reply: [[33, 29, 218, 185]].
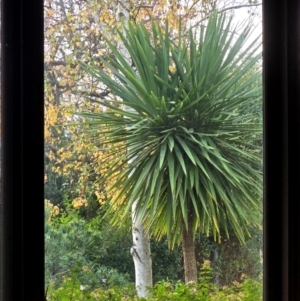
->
[[44, 1, 263, 299]]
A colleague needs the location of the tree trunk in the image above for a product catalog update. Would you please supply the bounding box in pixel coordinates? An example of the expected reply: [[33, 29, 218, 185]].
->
[[131, 201, 153, 297], [182, 220, 198, 283]]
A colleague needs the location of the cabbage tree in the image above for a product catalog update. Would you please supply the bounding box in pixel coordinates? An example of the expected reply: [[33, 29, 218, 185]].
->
[[79, 12, 262, 284]]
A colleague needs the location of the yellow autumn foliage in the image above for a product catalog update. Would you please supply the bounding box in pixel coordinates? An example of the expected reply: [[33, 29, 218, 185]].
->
[[72, 197, 88, 209], [45, 199, 60, 223]]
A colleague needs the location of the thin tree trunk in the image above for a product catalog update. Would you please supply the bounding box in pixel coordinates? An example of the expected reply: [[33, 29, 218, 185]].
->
[[131, 201, 153, 297], [182, 220, 198, 283]]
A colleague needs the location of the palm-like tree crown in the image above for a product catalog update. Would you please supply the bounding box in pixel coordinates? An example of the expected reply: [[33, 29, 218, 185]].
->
[[79, 12, 262, 247]]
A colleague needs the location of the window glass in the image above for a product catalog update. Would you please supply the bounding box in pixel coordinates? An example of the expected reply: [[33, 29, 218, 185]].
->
[[44, 1, 263, 299]]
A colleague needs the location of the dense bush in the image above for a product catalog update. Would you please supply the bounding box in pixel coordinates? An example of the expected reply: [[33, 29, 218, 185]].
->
[[45, 202, 131, 290], [47, 261, 262, 301], [194, 228, 263, 286], [214, 229, 263, 286], [98, 228, 184, 284], [151, 238, 183, 283], [46, 200, 262, 293], [45, 200, 185, 292]]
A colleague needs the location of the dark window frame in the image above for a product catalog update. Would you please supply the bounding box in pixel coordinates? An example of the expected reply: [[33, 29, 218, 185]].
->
[[263, 1, 300, 299], [1, 0, 299, 300]]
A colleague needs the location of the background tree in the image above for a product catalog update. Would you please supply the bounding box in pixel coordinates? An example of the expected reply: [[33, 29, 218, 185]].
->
[[78, 12, 262, 284]]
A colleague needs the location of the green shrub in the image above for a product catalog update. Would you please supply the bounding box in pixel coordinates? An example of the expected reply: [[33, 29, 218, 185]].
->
[[147, 261, 262, 301], [47, 262, 262, 301], [45, 200, 184, 293], [45, 204, 131, 290], [214, 228, 263, 286], [46, 202, 262, 300], [47, 274, 137, 301], [194, 228, 262, 286]]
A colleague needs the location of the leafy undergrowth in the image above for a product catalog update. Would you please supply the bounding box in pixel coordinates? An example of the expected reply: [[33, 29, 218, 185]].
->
[[47, 261, 262, 301]]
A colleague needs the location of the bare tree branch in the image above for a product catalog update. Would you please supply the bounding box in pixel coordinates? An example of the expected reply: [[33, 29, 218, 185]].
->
[[133, 5, 154, 9], [74, 89, 110, 99], [189, 4, 262, 32], [117, 0, 130, 12], [215, 3, 262, 15]]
